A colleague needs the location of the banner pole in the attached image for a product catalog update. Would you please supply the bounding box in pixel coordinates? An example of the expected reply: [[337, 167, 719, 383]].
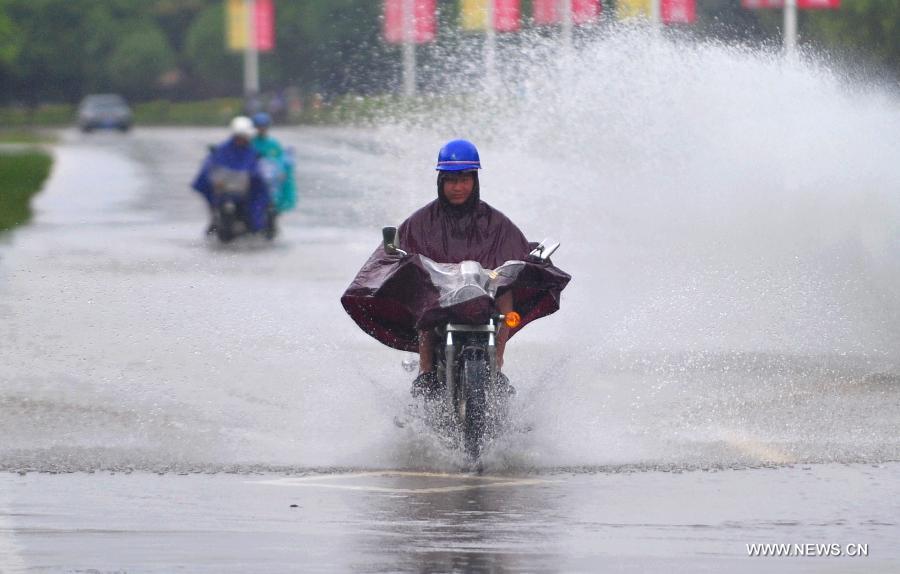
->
[[402, 0, 416, 97], [784, 0, 798, 59], [243, 0, 259, 97], [560, 0, 573, 54], [485, 0, 497, 92], [650, 0, 661, 26]]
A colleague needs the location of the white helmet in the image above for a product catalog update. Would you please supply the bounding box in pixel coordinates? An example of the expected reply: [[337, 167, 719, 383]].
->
[[230, 116, 256, 138]]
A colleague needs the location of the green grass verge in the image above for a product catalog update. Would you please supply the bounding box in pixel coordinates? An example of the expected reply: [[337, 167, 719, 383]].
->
[[0, 129, 55, 144], [132, 98, 244, 125], [0, 104, 74, 127], [0, 94, 466, 127], [0, 151, 53, 232]]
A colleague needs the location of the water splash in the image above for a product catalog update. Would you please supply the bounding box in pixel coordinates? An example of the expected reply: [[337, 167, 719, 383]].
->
[[376, 26, 900, 358], [367, 26, 900, 469], [3, 28, 898, 473]]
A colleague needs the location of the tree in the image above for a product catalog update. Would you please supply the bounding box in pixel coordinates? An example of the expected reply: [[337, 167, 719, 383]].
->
[[1, 0, 897, 104], [107, 26, 176, 98], [185, 3, 242, 97], [0, 0, 175, 102], [4, 0, 94, 103], [0, 2, 22, 101], [273, 0, 393, 95], [0, 2, 21, 68], [805, 0, 900, 80]]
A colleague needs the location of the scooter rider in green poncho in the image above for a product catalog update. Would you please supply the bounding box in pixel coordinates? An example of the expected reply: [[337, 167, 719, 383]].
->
[[251, 112, 297, 214]]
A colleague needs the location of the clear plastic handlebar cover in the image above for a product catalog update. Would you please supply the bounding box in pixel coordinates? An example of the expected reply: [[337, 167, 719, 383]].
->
[[210, 167, 250, 196], [421, 258, 527, 308]]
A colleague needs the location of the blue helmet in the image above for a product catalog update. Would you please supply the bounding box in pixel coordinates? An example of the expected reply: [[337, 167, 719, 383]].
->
[[252, 112, 272, 128], [435, 139, 481, 171]]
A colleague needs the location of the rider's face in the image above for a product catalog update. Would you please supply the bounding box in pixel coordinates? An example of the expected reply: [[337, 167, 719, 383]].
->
[[442, 172, 475, 205]]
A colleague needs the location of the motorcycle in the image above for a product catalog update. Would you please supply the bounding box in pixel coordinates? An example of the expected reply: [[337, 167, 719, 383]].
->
[[341, 227, 569, 462], [208, 165, 276, 243]]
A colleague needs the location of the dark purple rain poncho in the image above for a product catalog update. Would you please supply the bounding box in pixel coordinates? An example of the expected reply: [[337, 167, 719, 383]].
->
[[341, 174, 571, 352]]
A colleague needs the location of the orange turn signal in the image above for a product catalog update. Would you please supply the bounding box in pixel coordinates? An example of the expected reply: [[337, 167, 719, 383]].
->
[[504, 311, 521, 329]]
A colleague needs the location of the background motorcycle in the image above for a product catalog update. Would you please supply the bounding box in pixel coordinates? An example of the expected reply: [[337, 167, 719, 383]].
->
[[208, 166, 275, 243]]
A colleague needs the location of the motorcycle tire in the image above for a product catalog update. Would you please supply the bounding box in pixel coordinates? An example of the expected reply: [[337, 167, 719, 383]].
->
[[459, 354, 490, 461], [216, 208, 236, 243], [263, 209, 278, 241]]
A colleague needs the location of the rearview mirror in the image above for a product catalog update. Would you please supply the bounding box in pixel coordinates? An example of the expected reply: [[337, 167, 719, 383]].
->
[[528, 237, 560, 261], [382, 226, 407, 257]]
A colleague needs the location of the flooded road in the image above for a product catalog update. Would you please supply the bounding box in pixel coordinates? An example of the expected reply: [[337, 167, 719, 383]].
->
[[3, 119, 898, 470], [2, 464, 898, 573], [0, 124, 897, 572]]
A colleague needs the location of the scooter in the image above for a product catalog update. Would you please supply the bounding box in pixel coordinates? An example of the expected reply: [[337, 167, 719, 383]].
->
[[208, 166, 275, 243]]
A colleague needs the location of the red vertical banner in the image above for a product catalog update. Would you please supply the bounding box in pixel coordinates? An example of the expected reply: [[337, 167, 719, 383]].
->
[[798, 0, 840, 7], [384, 0, 403, 43], [741, 0, 840, 8], [533, 0, 559, 25], [533, 0, 600, 26], [662, 0, 695, 23], [254, 0, 275, 52], [384, 0, 436, 44], [572, 0, 601, 25], [494, 0, 521, 32], [414, 0, 437, 41]]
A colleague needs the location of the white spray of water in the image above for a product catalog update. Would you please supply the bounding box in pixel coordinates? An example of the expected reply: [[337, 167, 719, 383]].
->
[[364, 27, 900, 469], [4, 27, 898, 472]]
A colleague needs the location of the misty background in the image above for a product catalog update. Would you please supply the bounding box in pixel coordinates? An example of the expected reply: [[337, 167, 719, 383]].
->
[[0, 0, 898, 106]]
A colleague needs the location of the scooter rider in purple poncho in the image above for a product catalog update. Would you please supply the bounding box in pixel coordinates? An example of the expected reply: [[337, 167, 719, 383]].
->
[[399, 139, 531, 395], [191, 116, 270, 236]]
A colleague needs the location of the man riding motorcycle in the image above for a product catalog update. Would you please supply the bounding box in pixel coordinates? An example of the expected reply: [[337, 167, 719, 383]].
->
[[410, 140, 532, 396], [341, 140, 570, 458], [191, 116, 271, 237], [251, 112, 297, 214], [376, 139, 533, 396]]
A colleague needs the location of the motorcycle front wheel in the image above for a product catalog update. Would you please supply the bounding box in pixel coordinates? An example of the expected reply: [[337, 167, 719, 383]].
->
[[263, 208, 278, 240], [459, 354, 489, 461], [216, 203, 237, 243]]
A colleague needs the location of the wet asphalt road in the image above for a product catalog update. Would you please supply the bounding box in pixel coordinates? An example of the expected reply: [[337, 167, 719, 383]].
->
[[0, 127, 898, 572], [2, 464, 899, 573]]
